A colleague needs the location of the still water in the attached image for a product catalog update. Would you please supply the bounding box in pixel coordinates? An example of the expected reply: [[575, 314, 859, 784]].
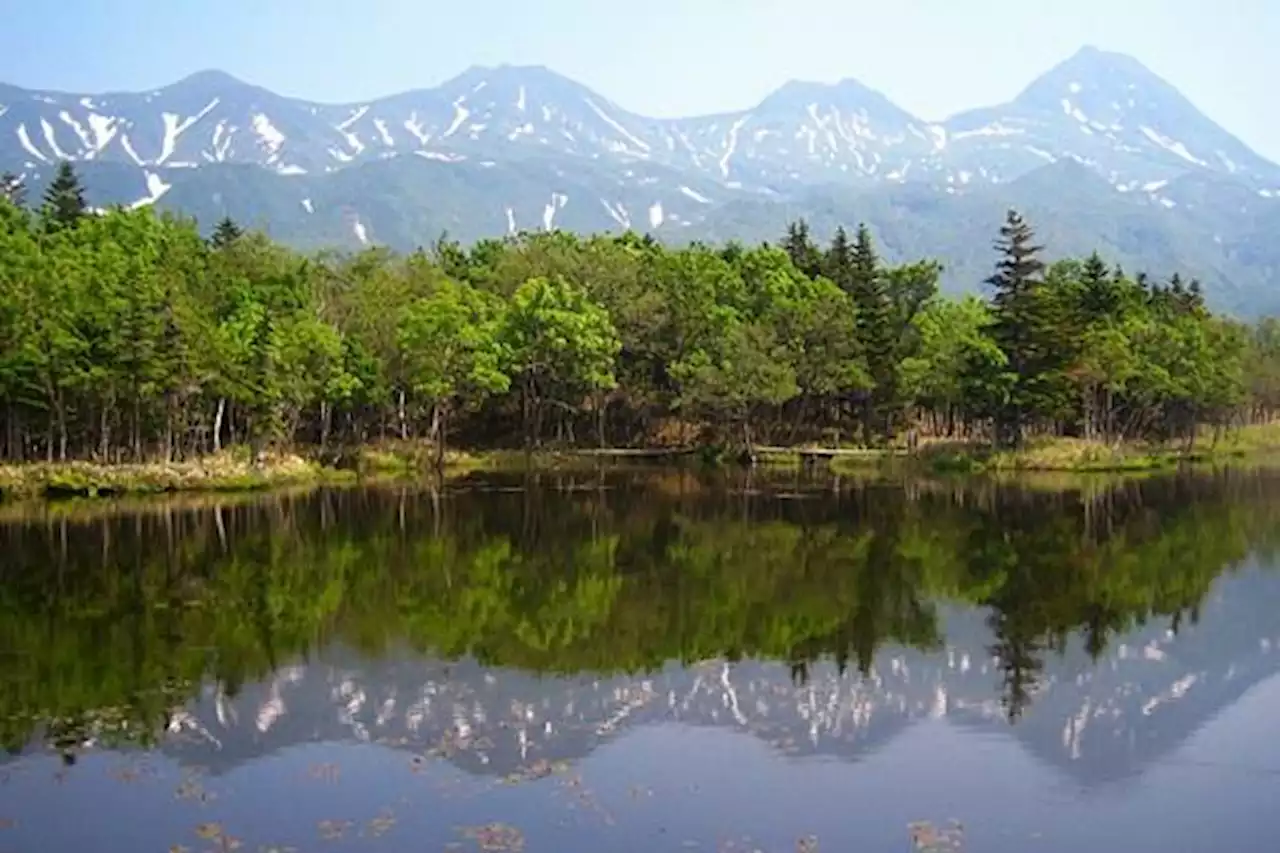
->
[[2, 467, 1280, 852]]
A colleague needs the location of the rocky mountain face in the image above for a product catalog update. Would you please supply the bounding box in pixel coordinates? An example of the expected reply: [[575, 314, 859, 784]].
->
[[3, 46, 1278, 313]]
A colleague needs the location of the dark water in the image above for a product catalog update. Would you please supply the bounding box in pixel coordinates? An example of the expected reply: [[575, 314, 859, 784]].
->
[[3, 467, 1280, 853]]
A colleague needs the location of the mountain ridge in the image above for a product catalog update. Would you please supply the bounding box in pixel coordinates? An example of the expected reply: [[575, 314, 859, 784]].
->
[[3, 47, 1279, 316]]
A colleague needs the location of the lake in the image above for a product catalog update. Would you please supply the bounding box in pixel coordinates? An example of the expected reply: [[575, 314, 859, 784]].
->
[[2, 467, 1280, 852]]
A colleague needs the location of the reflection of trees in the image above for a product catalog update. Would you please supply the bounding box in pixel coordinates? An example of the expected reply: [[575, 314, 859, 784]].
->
[[3, 468, 1280, 753]]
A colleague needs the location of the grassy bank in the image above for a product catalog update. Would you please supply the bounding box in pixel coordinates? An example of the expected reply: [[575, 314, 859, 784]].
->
[[0, 450, 356, 499], [6, 424, 1280, 500], [822, 423, 1280, 475]]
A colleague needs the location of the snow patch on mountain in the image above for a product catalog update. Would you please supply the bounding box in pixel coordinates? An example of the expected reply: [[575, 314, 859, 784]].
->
[[443, 98, 470, 138], [130, 171, 171, 208], [39, 118, 71, 160], [680, 186, 712, 204], [719, 115, 749, 177], [159, 100, 220, 165], [648, 200, 665, 228], [583, 97, 649, 155], [251, 113, 286, 160], [17, 124, 47, 162], [542, 192, 568, 230], [1138, 126, 1207, 166], [337, 106, 369, 131], [58, 111, 93, 154], [601, 199, 630, 228]]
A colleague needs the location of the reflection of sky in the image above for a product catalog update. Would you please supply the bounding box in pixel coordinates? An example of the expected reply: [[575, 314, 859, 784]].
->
[[6, 565, 1280, 851], [5, 674, 1280, 853]]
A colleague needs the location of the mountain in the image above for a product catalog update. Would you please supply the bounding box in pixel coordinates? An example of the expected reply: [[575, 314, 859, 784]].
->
[[3, 47, 1279, 315]]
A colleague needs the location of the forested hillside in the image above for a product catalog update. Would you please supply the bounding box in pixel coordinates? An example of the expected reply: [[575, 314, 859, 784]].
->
[[2, 163, 1278, 466]]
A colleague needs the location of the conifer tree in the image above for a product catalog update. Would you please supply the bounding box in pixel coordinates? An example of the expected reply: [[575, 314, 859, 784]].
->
[[1079, 251, 1115, 321], [782, 219, 823, 280], [987, 208, 1047, 446], [823, 225, 854, 291], [849, 224, 897, 439], [210, 216, 244, 249], [41, 160, 87, 229]]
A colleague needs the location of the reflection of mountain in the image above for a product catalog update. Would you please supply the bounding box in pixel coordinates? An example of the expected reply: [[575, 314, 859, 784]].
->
[[147, 564, 1280, 790], [3, 468, 1280, 791]]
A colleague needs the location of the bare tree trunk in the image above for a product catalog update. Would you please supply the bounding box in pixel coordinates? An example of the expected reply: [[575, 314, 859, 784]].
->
[[320, 400, 331, 452], [213, 398, 226, 453], [434, 406, 448, 471]]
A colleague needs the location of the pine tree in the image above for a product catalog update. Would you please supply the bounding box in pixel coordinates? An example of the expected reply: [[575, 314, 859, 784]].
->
[[1079, 251, 1115, 321], [823, 225, 854, 291], [0, 171, 26, 208], [848, 224, 895, 439], [782, 219, 823, 280], [210, 216, 244, 250], [41, 161, 87, 229], [987, 209, 1047, 447]]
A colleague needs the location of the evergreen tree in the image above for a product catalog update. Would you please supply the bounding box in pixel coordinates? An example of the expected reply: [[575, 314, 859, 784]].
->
[[823, 226, 853, 290], [986, 209, 1047, 447], [210, 216, 244, 250], [0, 171, 25, 208], [849, 224, 897, 440], [1079, 251, 1116, 321], [40, 161, 87, 229], [782, 219, 823, 280]]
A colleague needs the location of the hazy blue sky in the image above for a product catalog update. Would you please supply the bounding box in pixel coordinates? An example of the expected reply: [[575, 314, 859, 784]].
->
[[5, 0, 1277, 158]]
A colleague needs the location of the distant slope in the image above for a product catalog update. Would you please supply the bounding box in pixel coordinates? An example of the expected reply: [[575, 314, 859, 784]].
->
[[3, 46, 1278, 315]]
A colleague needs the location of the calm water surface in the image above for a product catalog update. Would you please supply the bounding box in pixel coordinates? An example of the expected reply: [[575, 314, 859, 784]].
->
[[2, 467, 1280, 852]]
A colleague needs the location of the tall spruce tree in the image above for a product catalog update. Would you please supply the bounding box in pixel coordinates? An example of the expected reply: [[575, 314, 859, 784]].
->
[[848, 224, 895, 441], [987, 208, 1047, 447], [210, 216, 244, 250], [41, 161, 87, 229], [782, 219, 823, 280]]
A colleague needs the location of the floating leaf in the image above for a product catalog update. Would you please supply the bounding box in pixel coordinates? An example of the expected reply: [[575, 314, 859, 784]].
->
[[460, 822, 525, 852], [366, 811, 397, 838], [318, 819, 353, 841], [195, 822, 224, 840], [909, 820, 965, 852]]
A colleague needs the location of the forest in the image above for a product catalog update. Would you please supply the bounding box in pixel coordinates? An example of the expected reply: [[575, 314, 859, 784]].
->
[[2, 161, 1280, 466]]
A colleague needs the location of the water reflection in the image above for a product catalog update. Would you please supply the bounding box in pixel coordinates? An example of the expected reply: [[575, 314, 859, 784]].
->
[[2, 468, 1280, 849]]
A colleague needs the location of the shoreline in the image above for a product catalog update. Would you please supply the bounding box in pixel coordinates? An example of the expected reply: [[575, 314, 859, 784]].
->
[[3, 428, 1279, 500]]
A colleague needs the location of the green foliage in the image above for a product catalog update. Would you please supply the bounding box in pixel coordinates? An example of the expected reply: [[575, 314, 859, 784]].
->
[[40, 160, 88, 230], [0, 190, 1274, 462]]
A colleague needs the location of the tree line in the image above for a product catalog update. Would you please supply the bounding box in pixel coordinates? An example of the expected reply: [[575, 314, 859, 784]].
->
[[3, 161, 1279, 464]]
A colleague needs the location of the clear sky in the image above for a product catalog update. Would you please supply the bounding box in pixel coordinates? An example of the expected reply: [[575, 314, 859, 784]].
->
[[4, 0, 1277, 159]]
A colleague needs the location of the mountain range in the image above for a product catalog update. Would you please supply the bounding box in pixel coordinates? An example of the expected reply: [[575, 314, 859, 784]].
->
[[3, 46, 1279, 315]]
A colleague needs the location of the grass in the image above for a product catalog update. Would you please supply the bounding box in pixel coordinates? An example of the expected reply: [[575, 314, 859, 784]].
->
[[825, 423, 1280, 476], [0, 449, 355, 499], [6, 423, 1280, 501]]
